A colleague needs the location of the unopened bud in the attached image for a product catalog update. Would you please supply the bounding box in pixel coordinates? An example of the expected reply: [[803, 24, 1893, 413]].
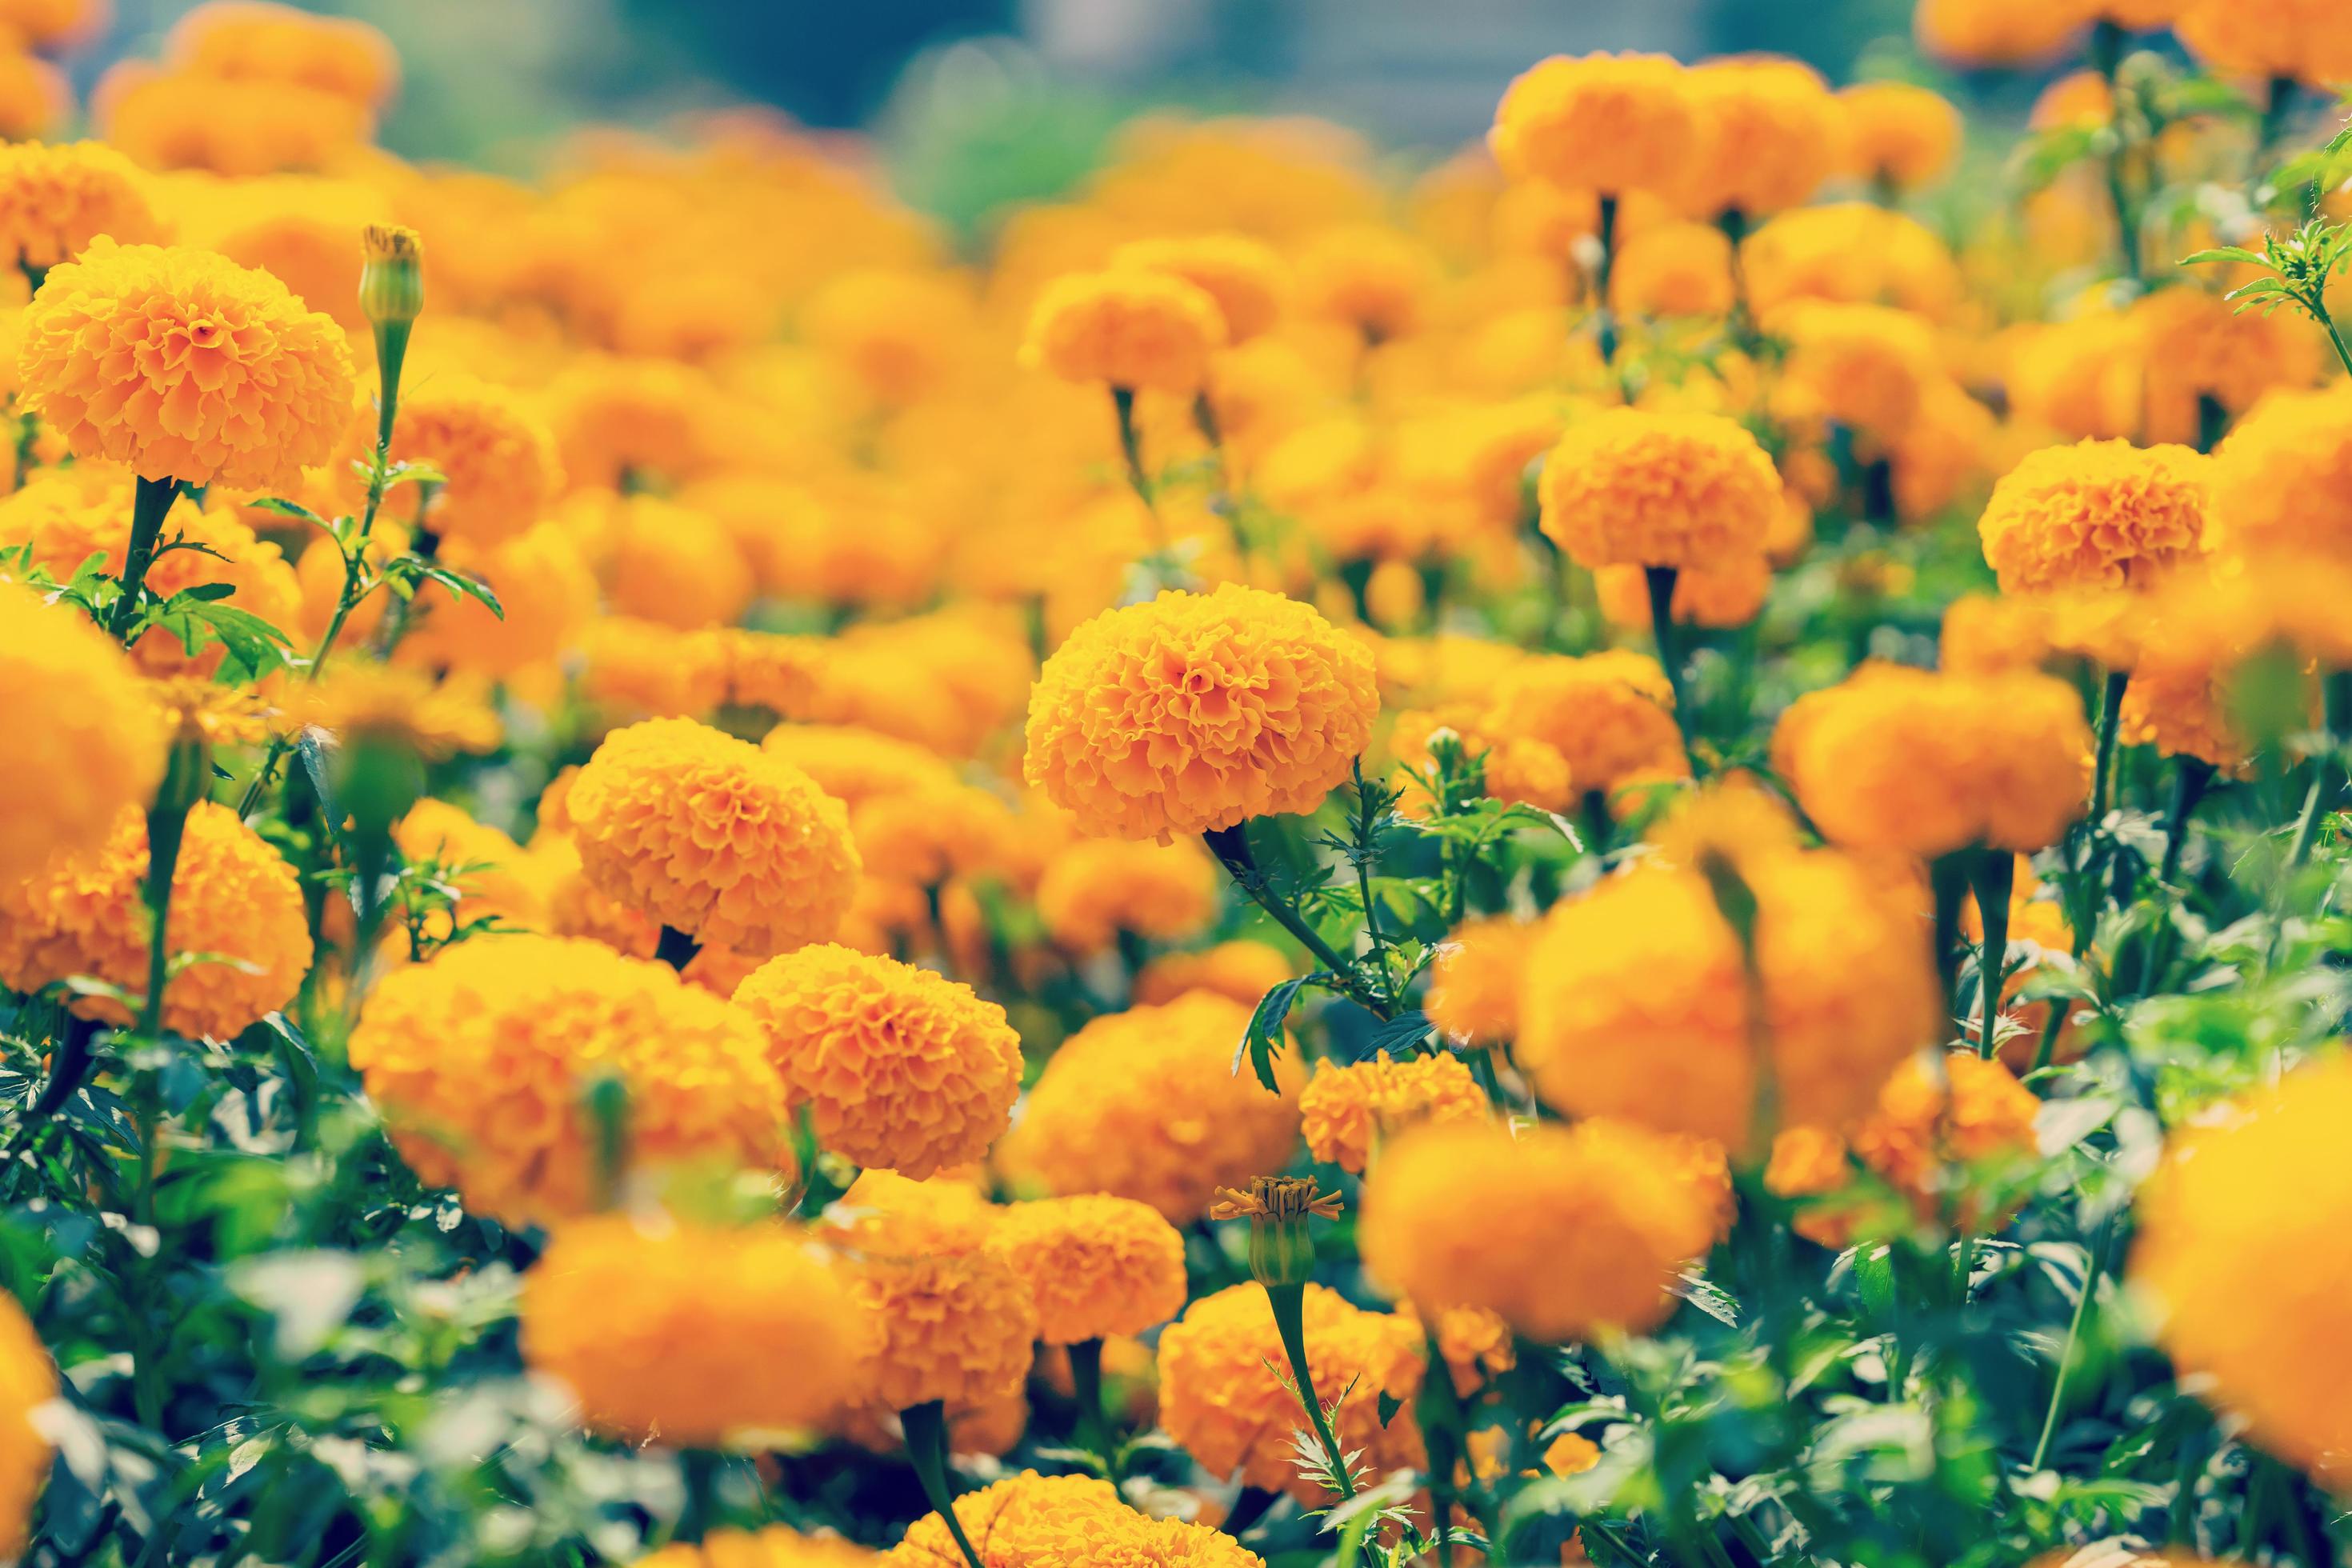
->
[[359, 225, 424, 328], [1210, 1174, 1342, 1289]]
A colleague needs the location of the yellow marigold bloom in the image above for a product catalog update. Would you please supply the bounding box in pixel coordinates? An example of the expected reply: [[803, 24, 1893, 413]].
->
[[1914, 0, 2082, 64], [166, 1, 400, 107], [1537, 407, 1780, 572], [1773, 663, 2094, 857], [2004, 314, 2142, 442], [826, 1190, 1035, 1415], [394, 797, 546, 932], [800, 267, 975, 408], [2208, 384, 2352, 562], [886, 1471, 1263, 1568], [1518, 851, 1938, 1152], [1977, 439, 2211, 594], [1480, 650, 1688, 796], [998, 993, 1302, 1223], [1158, 1282, 1426, 1503], [1134, 938, 1292, 1007], [1359, 1118, 1714, 1343], [760, 722, 958, 807], [2120, 660, 2246, 773], [1293, 223, 1438, 343], [568, 717, 860, 957], [0, 583, 162, 886], [1609, 220, 1735, 318], [1594, 554, 1770, 631], [0, 50, 65, 142], [987, 1194, 1189, 1345], [1425, 916, 1537, 1048], [370, 378, 562, 549], [0, 1290, 52, 1561], [0, 0, 101, 49], [848, 781, 1014, 890], [2131, 286, 2322, 449], [578, 618, 729, 722], [637, 1526, 878, 1568], [1300, 1050, 1490, 1174], [602, 494, 755, 632], [1034, 835, 1219, 954], [1742, 202, 1964, 322], [400, 523, 597, 680], [0, 142, 163, 274], [1838, 82, 1962, 190], [97, 63, 372, 178], [350, 935, 790, 1226], [2175, 0, 2352, 85], [1489, 52, 1696, 196], [1674, 57, 1841, 219], [1112, 232, 1289, 344], [1774, 302, 1940, 444], [0, 800, 308, 1039], [1020, 268, 1226, 395], [733, 943, 1022, 1179], [2130, 1051, 2352, 1476], [18, 239, 353, 490], [1023, 585, 1378, 841], [545, 355, 715, 494], [522, 1213, 870, 1446]]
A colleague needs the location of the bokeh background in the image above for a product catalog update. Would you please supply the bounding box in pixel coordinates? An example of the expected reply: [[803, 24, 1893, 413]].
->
[[65, 0, 2017, 238]]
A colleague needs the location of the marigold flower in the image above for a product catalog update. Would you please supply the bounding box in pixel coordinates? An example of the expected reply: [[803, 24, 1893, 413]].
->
[[826, 1190, 1035, 1415], [2174, 0, 2352, 86], [1594, 554, 1770, 631], [1034, 834, 1219, 954], [600, 494, 755, 632], [1674, 57, 1841, 219], [1113, 232, 1288, 344], [394, 796, 546, 932], [1292, 224, 1439, 343], [0, 1290, 53, 1561], [0, 0, 101, 48], [398, 523, 596, 680], [1609, 221, 1735, 318], [997, 992, 1302, 1223], [1158, 1282, 1426, 1502], [801, 267, 976, 408], [568, 717, 861, 957], [1914, 0, 2083, 64], [1538, 408, 1780, 572], [166, 1, 401, 107], [1020, 268, 1226, 395], [0, 583, 163, 886], [733, 943, 1022, 1179], [1977, 439, 2210, 593], [886, 1471, 1263, 1568], [522, 1213, 870, 1446], [1134, 939, 1292, 1008], [1742, 202, 1963, 322], [1360, 1118, 1716, 1342], [847, 781, 1015, 890], [1424, 916, 1538, 1047], [293, 662, 502, 759], [987, 1194, 1189, 1345], [366, 377, 562, 548], [545, 355, 714, 494], [349, 935, 790, 1226], [638, 1526, 878, 1568], [1478, 650, 1688, 797], [98, 65, 373, 178], [1300, 1050, 1490, 1174], [1518, 850, 1939, 1152], [0, 142, 163, 274], [1774, 302, 1941, 444], [0, 800, 309, 1039], [2129, 1051, 2352, 1475], [19, 239, 354, 490], [1838, 82, 1962, 190], [1489, 53, 1696, 196], [1773, 663, 2094, 857], [1023, 585, 1378, 841], [759, 722, 959, 807], [2207, 385, 2352, 562], [0, 50, 65, 142], [579, 618, 730, 722], [2120, 660, 2246, 774]]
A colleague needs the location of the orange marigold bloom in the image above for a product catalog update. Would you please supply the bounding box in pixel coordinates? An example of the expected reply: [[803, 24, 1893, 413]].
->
[[291, 661, 501, 759], [886, 1472, 1264, 1568], [398, 522, 597, 680], [349, 935, 790, 1226], [165, 1, 400, 108], [1480, 650, 1688, 796], [1023, 585, 1378, 840], [848, 781, 1015, 890], [1034, 835, 1219, 954], [1292, 224, 1439, 343], [1774, 301, 1941, 444], [1594, 554, 1770, 631], [97, 65, 373, 178], [0, 800, 309, 1040], [2120, 659, 2246, 774], [1359, 1119, 1715, 1342], [521, 1213, 870, 1446], [1838, 82, 1962, 190], [0, 50, 66, 142], [1299, 1050, 1490, 1174], [825, 1189, 1035, 1415], [545, 355, 714, 494], [0, 142, 164, 274], [1112, 232, 1289, 343], [733, 943, 1022, 1179], [19, 239, 354, 490], [2175, 0, 2352, 86], [1610, 221, 1736, 318], [1673, 57, 1841, 219], [0, 1290, 52, 1562], [2130, 1052, 2352, 1478], [370, 377, 562, 548], [997, 992, 1302, 1223], [600, 494, 756, 632], [0, 583, 163, 886], [759, 722, 958, 808], [1425, 916, 1538, 1048], [639, 1526, 877, 1568], [1158, 1282, 1426, 1503], [0, 0, 101, 49], [567, 717, 861, 957], [1020, 268, 1226, 395], [1914, 0, 2083, 65], [1489, 52, 1696, 197], [1773, 663, 2094, 857], [988, 1194, 1190, 1344], [1518, 850, 1939, 1153], [1134, 939, 1293, 1008], [2208, 384, 2352, 562], [800, 267, 976, 408], [2131, 286, 2322, 449], [1977, 439, 2211, 593], [1538, 407, 1781, 572]]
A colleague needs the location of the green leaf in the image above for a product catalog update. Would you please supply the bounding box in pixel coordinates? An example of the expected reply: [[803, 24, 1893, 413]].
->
[[1233, 974, 1313, 1093], [414, 562, 504, 620], [2178, 246, 2266, 267], [244, 496, 334, 530]]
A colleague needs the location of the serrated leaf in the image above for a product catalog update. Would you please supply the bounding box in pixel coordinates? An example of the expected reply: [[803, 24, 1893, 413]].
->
[[1232, 974, 1311, 1093], [245, 496, 334, 530]]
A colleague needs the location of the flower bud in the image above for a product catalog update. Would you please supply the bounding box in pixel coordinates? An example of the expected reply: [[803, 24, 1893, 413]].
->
[[358, 225, 424, 329], [1210, 1174, 1342, 1290]]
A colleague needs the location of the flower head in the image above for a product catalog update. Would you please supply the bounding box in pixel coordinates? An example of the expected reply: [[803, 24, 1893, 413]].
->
[[1489, 53, 1695, 196], [1674, 56, 1840, 218], [1134, 939, 1292, 1008], [2207, 384, 2352, 562], [0, 583, 163, 886], [885, 1472, 1264, 1568], [348, 935, 790, 1226], [733, 943, 1022, 1179], [1977, 439, 2210, 594], [0, 1292, 53, 1561], [19, 239, 354, 490], [1020, 269, 1226, 395], [1838, 82, 1962, 190], [568, 717, 860, 957], [1478, 650, 1689, 797], [1425, 916, 1538, 1048], [367, 377, 562, 548], [1538, 408, 1782, 572], [2175, 0, 2352, 86], [292, 663, 501, 759], [987, 1195, 1189, 1344], [1034, 835, 1219, 954], [1112, 232, 1289, 343], [1023, 586, 1378, 840], [1299, 1051, 1490, 1174], [823, 1189, 1036, 1414], [522, 1214, 870, 1445], [0, 141, 163, 273], [638, 1527, 877, 1568]]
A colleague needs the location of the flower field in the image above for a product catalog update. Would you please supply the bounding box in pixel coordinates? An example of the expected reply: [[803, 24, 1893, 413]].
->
[[1, 0, 2350, 1564]]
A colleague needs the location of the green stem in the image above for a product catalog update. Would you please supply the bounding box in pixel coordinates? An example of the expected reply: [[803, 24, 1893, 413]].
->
[[26, 1013, 100, 1122], [1203, 824, 1393, 1018], [674, 1448, 723, 1543], [2160, 757, 2214, 885], [1265, 1280, 1357, 1500], [1066, 1337, 1118, 1477], [1970, 849, 2014, 1061], [106, 475, 182, 642], [2090, 21, 2142, 284], [1593, 194, 1620, 370], [654, 925, 702, 973], [2030, 1222, 2110, 1472], [1929, 853, 1970, 1022], [901, 1401, 986, 1568], [2090, 670, 2129, 829], [1644, 565, 1700, 774]]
